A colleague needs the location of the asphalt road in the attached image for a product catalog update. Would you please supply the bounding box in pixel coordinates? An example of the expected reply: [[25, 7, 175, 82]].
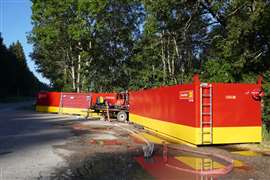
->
[[0, 102, 78, 180]]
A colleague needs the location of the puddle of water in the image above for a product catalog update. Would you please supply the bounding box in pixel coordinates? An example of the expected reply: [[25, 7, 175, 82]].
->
[[134, 155, 219, 180], [221, 146, 270, 157], [134, 149, 252, 179], [231, 150, 270, 157], [174, 156, 225, 170], [233, 160, 250, 170], [231, 150, 260, 156]]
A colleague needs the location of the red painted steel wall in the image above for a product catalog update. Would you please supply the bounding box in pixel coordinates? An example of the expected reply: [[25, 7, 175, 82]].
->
[[129, 75, 263, 128], [36, 92, 60, 107], [130, 84, 198, 127], [37, 92, 117, 109], [61, 92, 92, 109], [212, 83, 262, 127]]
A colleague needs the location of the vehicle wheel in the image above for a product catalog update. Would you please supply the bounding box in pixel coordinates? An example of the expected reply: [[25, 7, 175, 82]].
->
[[117, 111, 127, 122]]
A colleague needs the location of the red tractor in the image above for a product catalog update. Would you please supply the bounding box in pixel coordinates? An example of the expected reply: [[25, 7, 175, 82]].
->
[[91, 92, 129, 122]]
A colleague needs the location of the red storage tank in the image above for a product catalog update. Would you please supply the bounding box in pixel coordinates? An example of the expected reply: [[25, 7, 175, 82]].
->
[[36, 92, 61, 113], [129, 75, 263, 145], [36, 92, 92, 115], [36, 91, 117, 116]]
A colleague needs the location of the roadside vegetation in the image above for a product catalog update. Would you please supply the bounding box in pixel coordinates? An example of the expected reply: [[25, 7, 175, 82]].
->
[[0, 36, 47, 102]]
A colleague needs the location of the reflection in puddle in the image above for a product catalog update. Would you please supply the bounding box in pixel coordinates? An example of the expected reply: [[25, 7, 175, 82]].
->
[[134, 152, 250, 180], [231, 150, 270, 157], [231, 150, 260, 156], [174, 156, 225, 171], [221, 146, 270, 157], [135, 155, 227, 180], [233, 160, 250, 170], [135, 155, 210, 180]]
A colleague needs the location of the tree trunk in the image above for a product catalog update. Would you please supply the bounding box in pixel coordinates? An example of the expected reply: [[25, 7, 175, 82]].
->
[[167, 39, 172, 76], [71, 64, 76, 91], [66, 48, 76, 92], [161, 32, 166, 84], [76, 53, 81, 92], [172, 35, 184, 83]]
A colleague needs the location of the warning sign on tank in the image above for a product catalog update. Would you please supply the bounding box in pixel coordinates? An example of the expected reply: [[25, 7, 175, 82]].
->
[[179, 90, 194, 102]]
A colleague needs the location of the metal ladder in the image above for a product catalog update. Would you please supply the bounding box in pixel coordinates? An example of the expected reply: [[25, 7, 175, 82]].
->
[[200, 158, 214, 180], [201, 158, 213, 171], [200, 83, 213, 144]]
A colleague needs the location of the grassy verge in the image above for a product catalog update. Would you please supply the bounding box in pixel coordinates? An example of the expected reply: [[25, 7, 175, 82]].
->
[[262, 123, 270, 143]]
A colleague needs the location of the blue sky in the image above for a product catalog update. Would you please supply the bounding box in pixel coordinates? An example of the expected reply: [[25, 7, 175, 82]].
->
[[0, 0, 50, 84]]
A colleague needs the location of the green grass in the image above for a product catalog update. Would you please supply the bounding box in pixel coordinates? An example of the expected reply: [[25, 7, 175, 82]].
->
[[262, 123, 270, 142]]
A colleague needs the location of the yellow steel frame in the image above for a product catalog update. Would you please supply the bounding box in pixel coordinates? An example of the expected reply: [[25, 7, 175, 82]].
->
[[36, 105, 100, 117], [130, 113, 261, 145]]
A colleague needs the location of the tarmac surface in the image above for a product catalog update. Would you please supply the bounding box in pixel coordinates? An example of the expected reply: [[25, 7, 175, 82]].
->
[[0, 102, 77, 180]]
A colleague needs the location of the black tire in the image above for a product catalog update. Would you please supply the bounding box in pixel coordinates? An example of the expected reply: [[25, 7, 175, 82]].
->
[[117, 111, 127, 122]]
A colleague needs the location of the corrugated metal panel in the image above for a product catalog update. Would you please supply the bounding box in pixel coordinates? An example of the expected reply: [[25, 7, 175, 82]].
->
[[61, 92, 92, 109]]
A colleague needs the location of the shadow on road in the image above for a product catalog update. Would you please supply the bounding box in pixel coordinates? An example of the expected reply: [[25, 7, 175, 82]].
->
[[0, 102, 84, 154]]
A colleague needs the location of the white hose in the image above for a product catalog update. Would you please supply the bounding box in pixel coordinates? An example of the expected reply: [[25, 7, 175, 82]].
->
[[113, 123, 154, 158]]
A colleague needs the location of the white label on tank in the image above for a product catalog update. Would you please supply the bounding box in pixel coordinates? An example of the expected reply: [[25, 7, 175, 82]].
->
[[225, 95, 236, 99]]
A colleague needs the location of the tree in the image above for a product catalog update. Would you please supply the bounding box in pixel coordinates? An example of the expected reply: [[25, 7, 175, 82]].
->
[[0, 34, 18, 97], [0, 34, 45, 99], [200, 0, 270, 121], [201, 0, 270, 81], [29, 0, 143, 92], [9, 41, 29, 96], [129, 0, 208, 89]]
